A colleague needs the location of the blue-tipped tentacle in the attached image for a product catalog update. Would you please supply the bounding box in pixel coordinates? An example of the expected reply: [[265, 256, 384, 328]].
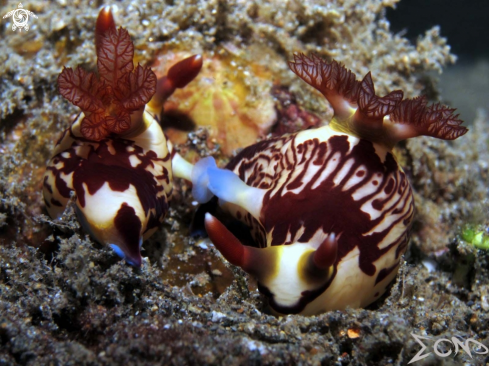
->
[[206, 167, 265, 219], [191, 156, 217, 203], [109, 244, 126, 259]]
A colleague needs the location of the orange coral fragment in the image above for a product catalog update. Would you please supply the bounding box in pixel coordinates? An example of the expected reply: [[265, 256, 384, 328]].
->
[[58, 8, 156, 141], [347, 328, 361, 339]]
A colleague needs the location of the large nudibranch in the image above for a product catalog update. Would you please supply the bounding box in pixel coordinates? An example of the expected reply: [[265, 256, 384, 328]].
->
[[192, 54, 468, 315], [42, 7, 202, 266]]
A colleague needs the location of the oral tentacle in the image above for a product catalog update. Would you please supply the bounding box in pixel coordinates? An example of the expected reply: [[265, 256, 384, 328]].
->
[[149, 54, 203, 114], [204, 213, 250, 270], [204, 213, 276, 278], [312, 232, 339, 270]]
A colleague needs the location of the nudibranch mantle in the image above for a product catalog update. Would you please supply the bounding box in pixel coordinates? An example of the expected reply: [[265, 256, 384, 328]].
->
[[42, 7, 202, 266], [43, 111, 171, 266], [196, 54, 468, 315]]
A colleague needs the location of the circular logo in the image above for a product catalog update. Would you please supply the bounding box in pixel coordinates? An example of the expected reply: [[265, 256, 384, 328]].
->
[[2, 3, 38, 32], [12, 8, 30, 31]]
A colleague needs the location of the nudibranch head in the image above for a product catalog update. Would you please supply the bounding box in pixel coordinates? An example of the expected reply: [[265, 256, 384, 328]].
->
[[42, 7, 202, 266], [194, 54, 468, 315]]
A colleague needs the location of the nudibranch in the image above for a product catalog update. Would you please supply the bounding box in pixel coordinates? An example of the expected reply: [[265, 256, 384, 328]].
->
[[193, 54, 468, 315], [42, 7, 202, 266]]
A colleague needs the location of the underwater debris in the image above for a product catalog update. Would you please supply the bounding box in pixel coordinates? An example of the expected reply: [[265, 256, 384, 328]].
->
[[462, 226, 489, 250], [270, 85, 322, 136]]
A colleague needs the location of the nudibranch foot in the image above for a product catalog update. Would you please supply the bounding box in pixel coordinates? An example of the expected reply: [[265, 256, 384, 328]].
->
[[108, 238, 142, 268], [43, 6, 202, 266], [190, 53, 468, 315]]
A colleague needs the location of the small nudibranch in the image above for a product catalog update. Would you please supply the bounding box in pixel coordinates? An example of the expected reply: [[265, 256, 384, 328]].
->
[[193, 54, 468, 315], [42, 7, 202, 266]]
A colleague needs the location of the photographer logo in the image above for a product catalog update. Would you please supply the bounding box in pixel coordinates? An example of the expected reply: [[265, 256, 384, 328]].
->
[[3, 3, 37, 32], [409, 333, 488, 363]]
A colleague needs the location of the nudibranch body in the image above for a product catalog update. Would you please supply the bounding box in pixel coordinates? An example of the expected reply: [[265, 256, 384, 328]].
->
[[196, 54, 468, 315], [42, 7, 202, 266]]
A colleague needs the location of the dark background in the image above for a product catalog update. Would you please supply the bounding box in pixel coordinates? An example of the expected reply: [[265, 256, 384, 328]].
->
[[387, 0, 489, 62], [387, 0, 489, 122]]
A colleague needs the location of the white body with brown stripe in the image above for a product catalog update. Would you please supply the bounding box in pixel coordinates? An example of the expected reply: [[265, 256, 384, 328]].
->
[[42, 7, 203, 266], [43, 110, 172, 266], [203, 123, 413, 314], [193, 54, 467, 315]]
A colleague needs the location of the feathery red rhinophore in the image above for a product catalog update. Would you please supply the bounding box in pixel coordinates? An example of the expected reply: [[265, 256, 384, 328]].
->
[[58, 7, 156, 141], [95, 6, 116, 53], [288, 53, 362, 118], [288, 53, 468, 142], [357, 73, 403, 120], [390, 97, 467, 140]]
